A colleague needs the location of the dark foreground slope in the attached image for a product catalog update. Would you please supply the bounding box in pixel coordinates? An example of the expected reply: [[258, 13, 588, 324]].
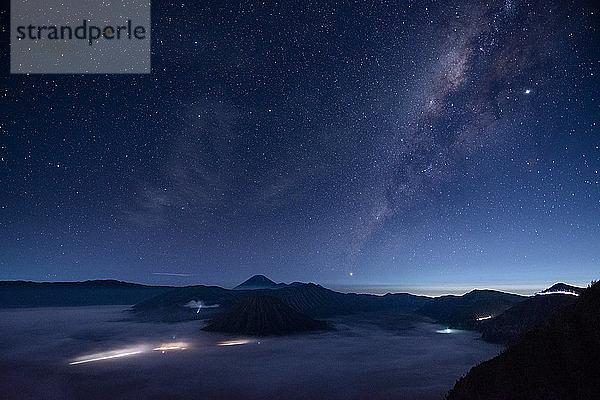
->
[[202, 295, 329, 336], [0, 280, 173, 308], [446, 281, 600, 400]]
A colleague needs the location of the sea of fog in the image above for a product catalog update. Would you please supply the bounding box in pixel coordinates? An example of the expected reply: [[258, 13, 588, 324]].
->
[[0, 306, 501, 400]]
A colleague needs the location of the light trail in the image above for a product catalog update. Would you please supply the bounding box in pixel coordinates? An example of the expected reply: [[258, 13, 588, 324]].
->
[[217, 339, 252, 346], [69, 346, 149, 365], [70, 338, 255, 365], [184, 300, 220, 313], [476, 315, 493, 321]]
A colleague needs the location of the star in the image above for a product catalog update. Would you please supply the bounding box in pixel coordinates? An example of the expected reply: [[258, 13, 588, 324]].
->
[[0, 0, 595, 292]]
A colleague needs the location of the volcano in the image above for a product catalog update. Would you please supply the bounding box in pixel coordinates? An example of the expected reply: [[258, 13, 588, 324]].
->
[[202, 295, 329, 336], [233, 275, 286, 290]]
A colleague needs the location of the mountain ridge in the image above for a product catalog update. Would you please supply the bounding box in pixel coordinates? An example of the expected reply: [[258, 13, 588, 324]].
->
[[0, 280, 175, 308], [416, 289, 525, 329], [446, 281, 600, 399]]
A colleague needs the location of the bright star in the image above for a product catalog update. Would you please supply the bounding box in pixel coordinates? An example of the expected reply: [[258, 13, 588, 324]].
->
[[525, 89, 531, 94]]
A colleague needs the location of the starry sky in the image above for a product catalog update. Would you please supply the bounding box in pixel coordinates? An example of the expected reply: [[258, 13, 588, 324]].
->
[[0, 0, 599, 290]]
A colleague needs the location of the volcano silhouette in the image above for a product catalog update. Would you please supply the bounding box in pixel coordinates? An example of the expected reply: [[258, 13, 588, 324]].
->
[[202, 295, 329, 336]]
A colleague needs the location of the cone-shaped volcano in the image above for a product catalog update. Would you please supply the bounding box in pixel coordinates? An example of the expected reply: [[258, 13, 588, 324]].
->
[[202, 295, 329, 336], [233, 275, 285, 290]]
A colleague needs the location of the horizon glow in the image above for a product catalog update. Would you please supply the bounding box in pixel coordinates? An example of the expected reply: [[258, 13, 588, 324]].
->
[[1, 0, 598, 288]]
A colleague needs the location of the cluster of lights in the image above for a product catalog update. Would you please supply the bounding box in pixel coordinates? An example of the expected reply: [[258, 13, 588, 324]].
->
[[152, 342, 188, 353], [217, 339, 252, 346]]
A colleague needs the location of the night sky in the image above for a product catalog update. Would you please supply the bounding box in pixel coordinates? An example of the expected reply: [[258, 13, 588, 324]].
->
[[1, 0, 598, 290]]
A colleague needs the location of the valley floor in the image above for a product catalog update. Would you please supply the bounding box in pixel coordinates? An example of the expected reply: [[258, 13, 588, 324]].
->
[[0, 306, 501, 400]]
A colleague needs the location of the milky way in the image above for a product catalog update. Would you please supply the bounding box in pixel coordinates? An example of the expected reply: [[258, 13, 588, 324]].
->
[[0, 0, 598, 288]]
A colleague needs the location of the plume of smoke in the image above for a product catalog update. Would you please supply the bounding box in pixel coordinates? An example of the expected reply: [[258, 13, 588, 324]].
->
[[183, 300, 220, 313]]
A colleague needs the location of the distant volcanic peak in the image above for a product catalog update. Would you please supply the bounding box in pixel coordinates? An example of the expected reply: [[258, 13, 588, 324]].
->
[[202, 295, 328, 336], [234, 275, 285, 290], [536, 282, 583, 296]]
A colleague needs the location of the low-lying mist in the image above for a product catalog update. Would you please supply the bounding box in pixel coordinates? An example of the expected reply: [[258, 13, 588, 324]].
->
[[0, 306, 501, 400]]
